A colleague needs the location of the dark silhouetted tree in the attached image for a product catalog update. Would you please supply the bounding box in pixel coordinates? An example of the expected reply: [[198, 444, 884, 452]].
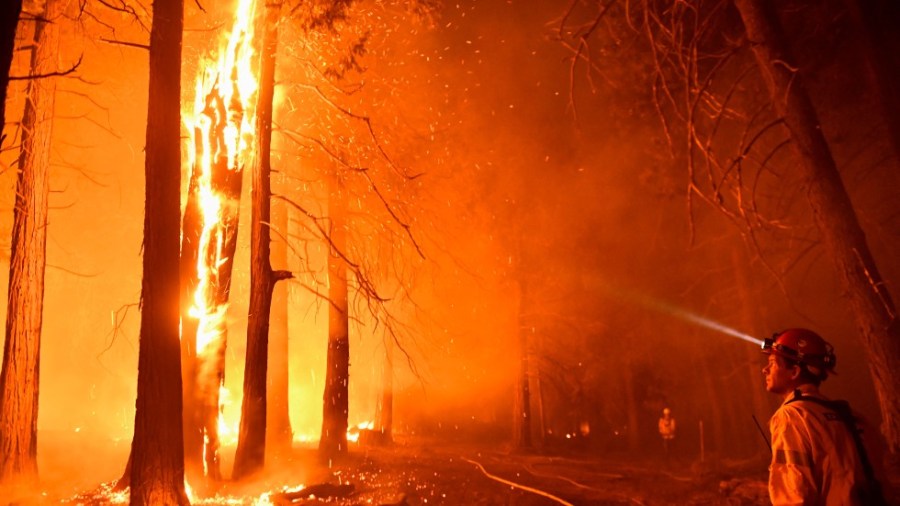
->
[[126, 0, 189, 501], [734, 0, 900, 454], [0, 0, 22, 145], [319, 173, 350, 460], [233, 0, 292, 479]]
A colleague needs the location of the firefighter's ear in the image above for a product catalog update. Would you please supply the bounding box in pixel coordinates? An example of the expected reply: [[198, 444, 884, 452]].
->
[[788, 364, 802, 381]]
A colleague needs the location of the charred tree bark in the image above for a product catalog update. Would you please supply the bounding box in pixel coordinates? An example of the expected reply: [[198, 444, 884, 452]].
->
[[735, 0, 900, 453], [0, 0, 22, 145], [0, 0, 61, 491], [182, 38, 251, 484], [127, 0, 189, 502], [319, 176, 350, 460], [233, 0, 291, 479]]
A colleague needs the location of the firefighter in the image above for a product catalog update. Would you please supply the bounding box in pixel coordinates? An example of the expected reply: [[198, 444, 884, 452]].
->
[[761, 328, 887, 505], [658, 407, 676, 459]]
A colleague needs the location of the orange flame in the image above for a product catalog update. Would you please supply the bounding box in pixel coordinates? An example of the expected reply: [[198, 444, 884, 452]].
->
[[183, 0, 260, 479]]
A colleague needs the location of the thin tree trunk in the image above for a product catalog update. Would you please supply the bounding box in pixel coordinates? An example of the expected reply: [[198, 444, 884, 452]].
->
[[0, 0, 60, 491], [319, 175, 349, 460], [700, 356, 725, 458], [532, 330, 545, 450], [128, 0, 189, 501], [622, 359, 640, 453], [264, 4, 292, 460], [0, 0, 22, 146], [513, 280, 532, 451], [735, 0, 900, 453], [266, 180, 292, 455], [732, 248, 774, 457], [233, 0, 291, 479], [375, 337, 393, 443]]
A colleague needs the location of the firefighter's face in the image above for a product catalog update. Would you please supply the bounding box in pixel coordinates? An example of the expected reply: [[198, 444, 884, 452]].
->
[[762, 354, 799, 395]]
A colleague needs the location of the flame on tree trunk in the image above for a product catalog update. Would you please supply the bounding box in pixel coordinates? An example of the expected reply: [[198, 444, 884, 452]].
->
[[180, 0, 260, 483], [127, 0, 189, 501], [180, 125, 203, 481], [0, 0, 62, 491], [233, 0, 291, 479], [320, 176, 350, 460], [735, 0, 900, 453]]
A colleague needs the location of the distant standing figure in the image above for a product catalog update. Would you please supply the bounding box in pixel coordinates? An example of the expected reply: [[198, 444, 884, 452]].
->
[[761, 328, 887, 505], [658, 407, 676, 458]]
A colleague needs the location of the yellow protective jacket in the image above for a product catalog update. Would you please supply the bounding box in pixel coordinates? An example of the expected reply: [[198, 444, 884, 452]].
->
[[767, 384, 881, 506]]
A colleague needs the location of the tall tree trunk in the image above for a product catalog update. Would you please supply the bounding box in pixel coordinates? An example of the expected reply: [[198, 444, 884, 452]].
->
[[128, 0, 189, 501], [0, 0, 61, 491], [0, 0, 22, 146], [233, 0, 290, 479], [735, 0, 900, 453], [182, 13, 254, 481], [264, 4, 292, 460], [319, 176, 349, 460], [266, 195, 292, 454]]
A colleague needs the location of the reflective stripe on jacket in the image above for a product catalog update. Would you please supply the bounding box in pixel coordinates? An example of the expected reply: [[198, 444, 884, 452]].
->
[[768, 385, 869, 505], [658, 417, 676, 439]]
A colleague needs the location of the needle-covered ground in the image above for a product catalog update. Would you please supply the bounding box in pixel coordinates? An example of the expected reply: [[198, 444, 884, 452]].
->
[[40, 432, 783, 506]]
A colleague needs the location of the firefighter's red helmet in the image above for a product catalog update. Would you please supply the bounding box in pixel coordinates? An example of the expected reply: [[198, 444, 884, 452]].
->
[[762, 328, 837, 376]]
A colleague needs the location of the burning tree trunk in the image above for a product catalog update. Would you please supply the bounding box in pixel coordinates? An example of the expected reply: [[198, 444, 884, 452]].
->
[[233, 0, 291, 479], [181, 0, 260, 482], [127, 0, 189, 501], [735, 0, 900, 453], [320, 176, 350, 460], [0, 0, 22, 145], [0, 0, 62, 491], [180, 131, 204, 482]]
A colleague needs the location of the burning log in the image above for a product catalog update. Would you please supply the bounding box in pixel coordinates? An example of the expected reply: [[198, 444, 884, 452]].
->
[[270, 483, 355, 504]]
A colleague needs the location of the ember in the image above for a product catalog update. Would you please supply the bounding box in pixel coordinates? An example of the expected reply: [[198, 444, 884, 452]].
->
[[0, 0, 898, 505]]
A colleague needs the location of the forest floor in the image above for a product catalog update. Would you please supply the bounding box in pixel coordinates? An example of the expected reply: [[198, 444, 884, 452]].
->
[[18, 430, 900, 505]]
